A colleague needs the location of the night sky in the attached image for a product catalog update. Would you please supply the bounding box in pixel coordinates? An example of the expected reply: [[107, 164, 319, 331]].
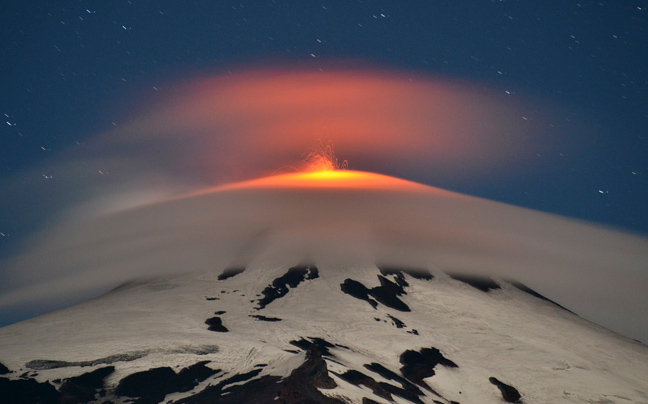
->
[[1, 2, 647, 252]]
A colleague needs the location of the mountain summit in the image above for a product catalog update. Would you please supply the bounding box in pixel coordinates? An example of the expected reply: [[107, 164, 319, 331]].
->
[[1, 171, 648, 403]]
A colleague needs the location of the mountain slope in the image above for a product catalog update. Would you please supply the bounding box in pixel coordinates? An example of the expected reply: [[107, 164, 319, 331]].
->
[[1, 263, 647, 404], [3, 170, 648, 343]]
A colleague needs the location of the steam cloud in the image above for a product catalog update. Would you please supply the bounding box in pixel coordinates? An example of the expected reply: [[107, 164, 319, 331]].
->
[[1, 66, 646, 342]]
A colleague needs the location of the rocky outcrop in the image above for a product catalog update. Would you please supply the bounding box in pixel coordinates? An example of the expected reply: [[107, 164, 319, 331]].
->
[[257, 265, 320, 309], [340, 275, 410, 312], [489, 377, 522, 403], [205, 315, 229, 332], [116, 361, 219, 404], [174, 344, 343, 404]]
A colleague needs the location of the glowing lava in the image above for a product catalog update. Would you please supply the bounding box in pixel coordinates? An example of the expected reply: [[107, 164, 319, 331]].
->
[[213, 169, 433, 192], [298, 142, 349, 173]]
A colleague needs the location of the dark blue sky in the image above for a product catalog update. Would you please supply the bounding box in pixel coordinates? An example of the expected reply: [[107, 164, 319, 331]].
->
[[1, 0, 647, 246]]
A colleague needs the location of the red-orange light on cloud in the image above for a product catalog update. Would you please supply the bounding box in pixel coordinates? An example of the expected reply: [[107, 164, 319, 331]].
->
[[213, 170, 433, 192], [122, 66, 536, 184], [297, 141, 348, 173]]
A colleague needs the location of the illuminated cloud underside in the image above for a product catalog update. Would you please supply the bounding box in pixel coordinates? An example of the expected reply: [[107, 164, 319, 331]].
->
[[0, 67, 645, 342], [87, 68, 544, 184], [2, 170, 647, 342], [0, 67, 551, 249]]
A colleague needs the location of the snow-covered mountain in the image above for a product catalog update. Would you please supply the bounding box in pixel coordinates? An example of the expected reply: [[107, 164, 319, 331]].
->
[[1, 171, 648, 403], [1, 263, 647, 404]]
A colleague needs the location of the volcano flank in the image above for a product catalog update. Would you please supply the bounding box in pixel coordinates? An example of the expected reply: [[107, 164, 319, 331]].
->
[[1, 170, 648, 403]]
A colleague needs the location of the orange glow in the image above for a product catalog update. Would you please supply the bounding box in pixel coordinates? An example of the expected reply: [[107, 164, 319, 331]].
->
[[211, 169, 433, 192], [123, 66, 535, 184], [298, 141, 348, 172]]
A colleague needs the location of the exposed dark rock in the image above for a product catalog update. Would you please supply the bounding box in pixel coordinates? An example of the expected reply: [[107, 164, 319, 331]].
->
[[205, 297, 219, 301], [336, 369, 365, 384], [362, 399, 382, 404], [341, 276, 410, 312], [205, 316, 228, 332], [290, 337, 336, 357], [26, 347, 215, 371], [214, 310, 226, 315], [371, 276, 410, 311], [26, 351, 149, 370], [379, 266, 434, 281], [408, 329, 419, 335], [364, 362, 422, 396], [58, 366, 114, 404], [341, 279, 378, 308], [379, 268, 409, 287], [116, 361, 219, 404], [0, 377, 60, 404], [379, 382, 425, 404], [336, 370, 393, 400], [447, 273, 500, 292], [116, 367, 176, 404], [214, 369, 263, 390], [250, 314, 282, 322], [387, 314, 406, 328], [291, 344, 338, 390], [175, 345, 343, 404], [257, 265, 319, 309], [400, 348, 458, 391], [509, 280, 574, 313], [176, 361, 221, 390], [63, 366, 115, 389], [174, 375, 280, 404], [489, 377, 522, 403], [217, 267, 246, 280], [0, 362, 10, 374]]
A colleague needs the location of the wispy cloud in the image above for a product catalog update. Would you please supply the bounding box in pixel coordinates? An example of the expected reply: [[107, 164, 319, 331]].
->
[[1, 66, 645, 342]]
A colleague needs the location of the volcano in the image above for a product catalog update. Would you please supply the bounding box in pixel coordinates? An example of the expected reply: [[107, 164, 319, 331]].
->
[[1, 171, 648, 404]]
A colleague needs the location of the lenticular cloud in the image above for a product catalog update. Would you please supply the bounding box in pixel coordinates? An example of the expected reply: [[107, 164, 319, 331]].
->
[[2, 170, 648, 341], [0, 66, 646, 342], [1, 66, 545, 247], [126, 68, 532, 182]]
